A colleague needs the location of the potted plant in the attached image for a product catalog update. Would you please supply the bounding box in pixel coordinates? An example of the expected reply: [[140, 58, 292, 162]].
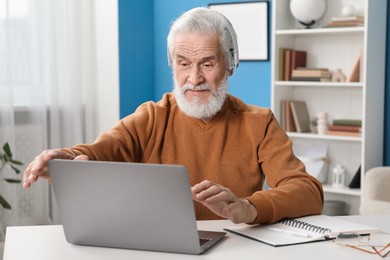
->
[[0, 142, 23, 210]]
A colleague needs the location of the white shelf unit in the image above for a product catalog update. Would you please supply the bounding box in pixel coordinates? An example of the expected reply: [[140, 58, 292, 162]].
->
[[271, 0, 387, 215]]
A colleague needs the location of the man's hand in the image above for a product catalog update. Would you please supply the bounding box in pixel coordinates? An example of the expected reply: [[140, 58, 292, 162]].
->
[[22, 149, 89, 189], [191, 180, 258, 224]]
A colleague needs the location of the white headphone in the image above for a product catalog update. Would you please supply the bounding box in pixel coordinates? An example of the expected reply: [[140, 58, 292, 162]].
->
[[224, 18, 240, 70], [167, 9, 239, 70]]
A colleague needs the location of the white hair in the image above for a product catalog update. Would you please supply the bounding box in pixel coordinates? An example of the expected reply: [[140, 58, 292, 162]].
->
[[167, 7, 238, 70]]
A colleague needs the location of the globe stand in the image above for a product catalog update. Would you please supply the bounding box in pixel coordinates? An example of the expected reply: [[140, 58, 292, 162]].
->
[[298, 20, 316, 29]]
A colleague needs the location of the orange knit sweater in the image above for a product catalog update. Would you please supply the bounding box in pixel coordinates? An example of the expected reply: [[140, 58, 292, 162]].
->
[[62, 93, 323, 224]]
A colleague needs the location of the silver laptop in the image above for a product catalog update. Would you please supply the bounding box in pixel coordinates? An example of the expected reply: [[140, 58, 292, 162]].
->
[[49, 159, 226, 255]]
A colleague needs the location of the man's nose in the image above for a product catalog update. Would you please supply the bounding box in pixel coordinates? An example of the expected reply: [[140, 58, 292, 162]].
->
[[188, 66, 205, 86]]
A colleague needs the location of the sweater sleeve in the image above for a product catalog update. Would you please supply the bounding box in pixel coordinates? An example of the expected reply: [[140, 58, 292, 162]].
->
[[246, 112, 324, 224], [60, 102, 158, 162]]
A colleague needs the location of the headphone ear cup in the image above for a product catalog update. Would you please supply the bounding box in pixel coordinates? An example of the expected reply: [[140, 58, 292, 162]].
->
[[224, 20, 239, 69], [229, 48, 237, 69]]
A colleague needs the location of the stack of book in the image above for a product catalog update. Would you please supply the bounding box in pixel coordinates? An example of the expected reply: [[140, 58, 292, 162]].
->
[[325, 16, 364, 28], [281, 100, 311, 133], [328, 119, 362, 137], [279, 48, 307, 81], [291, 68, 332, 82]]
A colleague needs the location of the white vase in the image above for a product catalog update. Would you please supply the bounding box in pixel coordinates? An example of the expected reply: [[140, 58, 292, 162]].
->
[[317, 112, 328, 135]]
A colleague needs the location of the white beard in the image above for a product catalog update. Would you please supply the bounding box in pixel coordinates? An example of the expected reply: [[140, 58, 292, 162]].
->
[[173, 77, 228, 120]]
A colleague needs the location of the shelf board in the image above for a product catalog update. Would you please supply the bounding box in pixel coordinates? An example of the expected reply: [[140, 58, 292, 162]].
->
[[322, 184, 361, 196], [276, 27, 364, 36], [275, 81, 363, 88], [287, 132, 362, 142]]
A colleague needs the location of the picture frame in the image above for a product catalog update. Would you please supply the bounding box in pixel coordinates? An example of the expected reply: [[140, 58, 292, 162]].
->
[[209, 1, 269, 61]]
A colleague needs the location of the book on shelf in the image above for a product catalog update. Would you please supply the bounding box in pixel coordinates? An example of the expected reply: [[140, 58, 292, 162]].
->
[[292, 69, 331, 77], [223, 215, 378, 247], [346, 52, 361, 82], [291, 77, 332, 82], [290, 100, 311, 133], [328, 125, 361, 133], [281, 100, 297, 132], [332, 119, 362, 127], [279, 48, 307, 81], [283, 49, 292, 81], [279, 48, 286, 81], [327, 130, 361, 137], [291, 68, 332, 82], [280, 99, 286, 129], [291, 50, 307, 71], [325, 21, 364, 28], [331, 16, 364, 23], [325, 16, 364, 28], [295, 67, 329, 71]]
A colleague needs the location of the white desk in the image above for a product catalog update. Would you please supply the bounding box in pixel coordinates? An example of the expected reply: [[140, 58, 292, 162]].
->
[[3, 215, 390, 260]]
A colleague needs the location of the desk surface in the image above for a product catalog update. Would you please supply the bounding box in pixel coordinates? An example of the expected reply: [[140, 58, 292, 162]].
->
[[3, 215, 390, 260]]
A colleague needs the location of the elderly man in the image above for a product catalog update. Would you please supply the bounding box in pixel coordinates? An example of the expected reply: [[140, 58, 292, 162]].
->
[[23, 7, 323, 225]]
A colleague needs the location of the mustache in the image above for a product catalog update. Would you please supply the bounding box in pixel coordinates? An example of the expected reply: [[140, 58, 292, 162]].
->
[[182, 84, 211, 92]]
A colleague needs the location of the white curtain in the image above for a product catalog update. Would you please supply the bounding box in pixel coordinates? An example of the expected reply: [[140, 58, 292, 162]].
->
[[0, 0, 96, 228]]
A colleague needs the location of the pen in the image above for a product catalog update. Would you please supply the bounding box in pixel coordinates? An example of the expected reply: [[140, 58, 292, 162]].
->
[[267, 227, 312, 238]]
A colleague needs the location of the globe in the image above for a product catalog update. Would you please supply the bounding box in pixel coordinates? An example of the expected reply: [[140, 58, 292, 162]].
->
[[290, 0, 327, 28]]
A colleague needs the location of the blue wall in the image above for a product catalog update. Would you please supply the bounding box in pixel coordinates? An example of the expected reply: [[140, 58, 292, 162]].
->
[[118, 0, 155, 117], [118, 0, 390, 165]]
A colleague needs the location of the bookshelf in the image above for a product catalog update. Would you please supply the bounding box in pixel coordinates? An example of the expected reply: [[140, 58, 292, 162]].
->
[[271, 0, 387, 215]]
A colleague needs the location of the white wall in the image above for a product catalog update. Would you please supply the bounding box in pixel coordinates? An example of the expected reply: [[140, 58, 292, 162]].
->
[[94, 0, 119, 136]]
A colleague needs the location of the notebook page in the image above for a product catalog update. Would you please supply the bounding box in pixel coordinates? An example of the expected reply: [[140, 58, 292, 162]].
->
[[224, 223, 325, 247], [224, 215, 380, 247]]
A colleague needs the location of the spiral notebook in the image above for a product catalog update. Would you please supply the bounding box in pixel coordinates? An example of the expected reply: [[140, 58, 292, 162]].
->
[[224, 215, 379, 247]]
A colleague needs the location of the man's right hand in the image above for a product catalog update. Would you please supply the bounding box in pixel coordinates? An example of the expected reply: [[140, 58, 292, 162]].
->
[[22, 149, 89, 189]]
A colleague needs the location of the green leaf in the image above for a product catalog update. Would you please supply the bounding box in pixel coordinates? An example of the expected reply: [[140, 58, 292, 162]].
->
[[3, 142, 12, 158], [4, 178, 21, 183], [0, 194, 12, 209], [10, 159, 23, 165], [10, 165, 20, 174]]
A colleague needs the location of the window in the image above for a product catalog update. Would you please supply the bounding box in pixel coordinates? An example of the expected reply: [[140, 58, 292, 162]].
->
[[0, 0, 35, 106]]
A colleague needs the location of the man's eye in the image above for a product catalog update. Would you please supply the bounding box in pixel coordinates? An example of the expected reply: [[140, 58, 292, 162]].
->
[[179, 62, 190, 67], [202, 63, 214, 69]]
